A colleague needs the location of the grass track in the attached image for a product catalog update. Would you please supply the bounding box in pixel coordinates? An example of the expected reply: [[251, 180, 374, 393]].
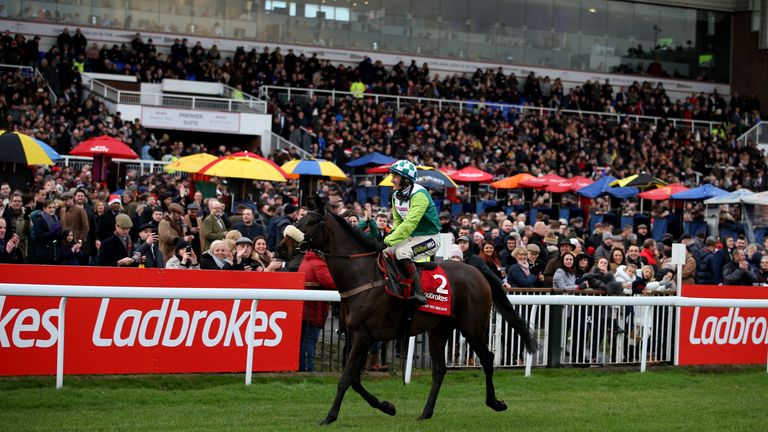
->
[[1, 367, 766, 431]]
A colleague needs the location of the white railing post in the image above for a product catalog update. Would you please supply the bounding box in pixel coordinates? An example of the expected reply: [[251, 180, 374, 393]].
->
[[404, 336, 416, 384], [640, 305, 652, 373], [525, 305, 538, 378], [56, 296, 67, 389], [245, 299, 258, 385]]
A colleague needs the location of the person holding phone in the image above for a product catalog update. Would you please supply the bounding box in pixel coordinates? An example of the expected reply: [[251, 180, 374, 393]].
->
[[165, 239, 199, 269], [135, 222, 165, 268]]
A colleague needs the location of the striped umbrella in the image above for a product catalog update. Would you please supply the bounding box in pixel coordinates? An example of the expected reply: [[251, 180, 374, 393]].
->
[[0, 131, 55, 165], [281, 158, 348, 181]]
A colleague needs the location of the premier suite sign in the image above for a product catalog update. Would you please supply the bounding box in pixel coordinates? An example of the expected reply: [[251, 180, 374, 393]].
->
[[0, 265, 305, 376], [678, 285, 768, 365]]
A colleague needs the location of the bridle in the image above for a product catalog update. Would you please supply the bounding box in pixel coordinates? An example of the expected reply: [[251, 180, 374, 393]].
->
[[294, 210, 378, 259]]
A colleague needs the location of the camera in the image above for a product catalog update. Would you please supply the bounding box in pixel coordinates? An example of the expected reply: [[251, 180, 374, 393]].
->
[[185, 246, 192, 253]]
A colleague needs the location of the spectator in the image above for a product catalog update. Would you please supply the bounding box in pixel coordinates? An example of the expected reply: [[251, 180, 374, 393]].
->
[[268, 203, 298, 251], [231, 237, 260, 271], [583, 257, 624, 295], [695, 237, 718, 284], [96, 214, 136, 267], [58, 192, 89, 245], [29, 200, 63, 265], [543, 238, 575, 286], [159, 203, 191, 260], [183, 202, 204, 256], [479, 242, 504, 280], [202, 199, 228, 251], [722, 249, 758, 286], [232, 207, 265, 241], [298, 250, 336, 372], [135, 222, 164, 268], [165, 240, 200, 270], [756, 255, 768, 284], [0, 218, 23, 263], [640, 238, 658, 268], [505, 246, 538, 288], [59, 229, 84, 265], [594, 231, 614, 260], [552, 252, 586, 291], [200, 239, 233, 270]]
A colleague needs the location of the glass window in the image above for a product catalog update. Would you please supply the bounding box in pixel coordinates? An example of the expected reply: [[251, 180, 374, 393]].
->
[[497, 0, 526, 28], [580, 0, 607, 37], [607, 1, 633, 40], [552, 0, 579, 34], [526, 0, 553, 31]]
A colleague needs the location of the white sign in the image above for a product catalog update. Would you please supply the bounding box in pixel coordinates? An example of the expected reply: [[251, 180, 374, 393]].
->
[[141, 107, 240, 133], [671, 243, 687, 266]]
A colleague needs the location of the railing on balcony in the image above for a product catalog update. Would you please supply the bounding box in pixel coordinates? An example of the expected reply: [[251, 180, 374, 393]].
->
[[260, 85, 721, 132]]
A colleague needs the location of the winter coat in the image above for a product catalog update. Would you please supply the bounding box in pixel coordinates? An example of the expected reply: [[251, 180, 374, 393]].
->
[[299, 251, 336, 327], [583, 269, 624, 295], [695, 249, 716, 284], [505, 259, 537, 288], [158, 216, 185, 260]]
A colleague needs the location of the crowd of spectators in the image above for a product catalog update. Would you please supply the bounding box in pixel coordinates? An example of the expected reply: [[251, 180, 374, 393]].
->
[[1, 29, 767, 294]]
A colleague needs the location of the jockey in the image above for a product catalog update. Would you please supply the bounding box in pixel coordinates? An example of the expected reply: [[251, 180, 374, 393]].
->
[[384, 160, 441, 305]]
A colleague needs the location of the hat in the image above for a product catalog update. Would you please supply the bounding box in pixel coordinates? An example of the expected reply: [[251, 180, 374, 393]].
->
[[569, 238, 581, 248], [457, 235, 471, 243], [557, 237, 574, 248], [448, 244, 463, 260], [473, 232, 485, 240], [115, 214, 133, 229], [637, 224, 648, 230], [138, 222, 154, 231], [187, 202, 200, 210], [174, 238, 189, 254], [612, 235, 624, 242], [571, 216, 584, 223], [61, 191, 74, 200], [602, 231, 613, 241], [168, 203, 184, 214], [284, 203, 298, 215], [558, 218, 568, 226], [108, 194, 121, 206], [439, 211, 451, 219], [236, 236, 254, 246], [526, 244, 540, 253]]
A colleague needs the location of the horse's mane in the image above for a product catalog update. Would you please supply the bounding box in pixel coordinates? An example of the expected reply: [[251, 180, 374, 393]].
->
[[328, 210, 385, 252]]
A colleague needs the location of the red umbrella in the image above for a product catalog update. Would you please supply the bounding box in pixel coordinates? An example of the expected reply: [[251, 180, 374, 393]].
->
[[366, 163, 393, 174], [449, 166, 493, 183], [70, 136, 138, 159], [546, 176, 594, 193], [491, 173, 533, 189], [638, 184, 690, 200], [439, 165, 458, 176], [519, 173, 567, 189]]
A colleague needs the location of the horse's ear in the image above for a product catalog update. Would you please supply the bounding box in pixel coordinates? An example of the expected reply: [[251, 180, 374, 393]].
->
[[309, 194, 325, 214]]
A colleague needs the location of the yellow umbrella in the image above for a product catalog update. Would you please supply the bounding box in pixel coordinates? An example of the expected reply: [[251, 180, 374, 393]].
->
[[280, 158, 348, 181], [0, 131, 55, 165], [164, 153, 218, 173], [198, 152, 288, 182]]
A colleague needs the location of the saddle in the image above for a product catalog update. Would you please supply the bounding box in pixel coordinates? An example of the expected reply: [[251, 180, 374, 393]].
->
[[378, 251, 437, 300]]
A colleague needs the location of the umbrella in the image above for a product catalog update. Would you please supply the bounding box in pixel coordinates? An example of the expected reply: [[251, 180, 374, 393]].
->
[[0, 131, 55, 165], [670, 184, 729, 201], [345, 152, 397, 167], [366, 164, 393, 175], [546, 176, 594, 193], [198, 151, 288, 182], [703, 189, 755, 205], [70, 136, 138, 159], [611, 173, 667, 189], [638, 184, 690, 200], [519, 173, 567, 189], [576, 176, 618, 198], [605, 186, 639, 199], [281, 158, 348, 181], [164, 153, 218, 174], [32, 137, 61, 161], [491, 173, 533, 189], [449, 166, 494, 183], [380, 167, 457, 189]]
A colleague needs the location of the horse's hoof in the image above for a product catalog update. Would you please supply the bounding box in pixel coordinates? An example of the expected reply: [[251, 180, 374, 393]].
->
[[319, 416, 337, 426], [486, 399, 508, 412], [380, 400, 396, 416]]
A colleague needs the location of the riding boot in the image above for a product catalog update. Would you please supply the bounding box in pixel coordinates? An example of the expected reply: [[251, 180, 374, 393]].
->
[[399, 258, 427, 305]]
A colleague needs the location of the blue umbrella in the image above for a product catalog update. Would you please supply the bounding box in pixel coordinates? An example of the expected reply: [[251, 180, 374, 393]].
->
[[670, 184, 728, 201], [345, 152, 397, 167], [703, 188, 754, 205], [605, 186, 639, 199], [32, 137, 61, 161], [576, 176, 618, 198]]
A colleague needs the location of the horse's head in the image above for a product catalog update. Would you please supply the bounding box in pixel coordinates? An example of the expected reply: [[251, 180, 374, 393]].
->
[[277, 195, 328, 260]]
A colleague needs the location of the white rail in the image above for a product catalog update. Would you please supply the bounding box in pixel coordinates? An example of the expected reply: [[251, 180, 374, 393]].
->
[[2, 283, 767, 388]]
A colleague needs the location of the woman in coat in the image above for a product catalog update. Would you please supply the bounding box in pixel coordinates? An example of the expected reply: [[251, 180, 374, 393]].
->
[[29, 200, 63, 264], [200, 239, 233, 270], [505, 246, 538, 288]]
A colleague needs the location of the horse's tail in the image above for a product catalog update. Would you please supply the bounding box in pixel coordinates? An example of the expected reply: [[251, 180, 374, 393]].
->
[[490, 281, 539, 354]]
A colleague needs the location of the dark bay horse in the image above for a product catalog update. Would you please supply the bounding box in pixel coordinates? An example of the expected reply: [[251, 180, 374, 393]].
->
[[278, 200, 537, 425]]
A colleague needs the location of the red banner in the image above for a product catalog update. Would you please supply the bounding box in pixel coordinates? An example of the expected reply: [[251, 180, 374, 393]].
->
[[0, 265, 305, 376], [677, 285, 768, 365]]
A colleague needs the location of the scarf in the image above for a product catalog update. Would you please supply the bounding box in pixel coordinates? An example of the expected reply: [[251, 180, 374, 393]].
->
[[211, 254, 228, 269], [39, 211, 58, 232], [395, 182, 413, 202], [253, 250, 271, 267], [517, 258, 531, 276]]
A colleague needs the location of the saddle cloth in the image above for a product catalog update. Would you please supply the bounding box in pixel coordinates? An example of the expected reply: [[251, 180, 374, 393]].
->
[[381, 255, 452, 316]]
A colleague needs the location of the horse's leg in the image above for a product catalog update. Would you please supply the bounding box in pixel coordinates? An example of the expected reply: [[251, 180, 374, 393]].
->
[[418, 324, 451, 420], [320, 333, 395, 425], [464, 328, 508, 412]]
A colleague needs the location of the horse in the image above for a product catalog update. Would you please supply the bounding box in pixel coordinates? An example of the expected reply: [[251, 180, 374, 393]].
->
[[277, 198, 537, 425]]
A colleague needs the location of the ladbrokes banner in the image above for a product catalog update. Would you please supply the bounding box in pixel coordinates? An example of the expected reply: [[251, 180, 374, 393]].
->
[[678, 285, 768, 365], [0, 265, 305, 376]]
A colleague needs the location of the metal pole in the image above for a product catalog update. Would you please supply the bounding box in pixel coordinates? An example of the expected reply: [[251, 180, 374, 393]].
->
[[245, 299, 258, 385], [56, 297, 67, 389], [525, 305, 538, 378], [404, 336, 416, 384]]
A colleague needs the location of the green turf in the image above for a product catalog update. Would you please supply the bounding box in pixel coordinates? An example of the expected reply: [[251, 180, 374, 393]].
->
[[1, 367, 766, 431]]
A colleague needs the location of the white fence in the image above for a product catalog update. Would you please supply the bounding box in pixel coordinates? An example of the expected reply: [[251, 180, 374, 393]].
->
[[2, 283, 768, 389]]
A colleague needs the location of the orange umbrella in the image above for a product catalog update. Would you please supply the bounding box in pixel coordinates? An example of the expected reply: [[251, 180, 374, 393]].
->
[[637, 184, 690, 200], [491, 173, 533, 189]]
